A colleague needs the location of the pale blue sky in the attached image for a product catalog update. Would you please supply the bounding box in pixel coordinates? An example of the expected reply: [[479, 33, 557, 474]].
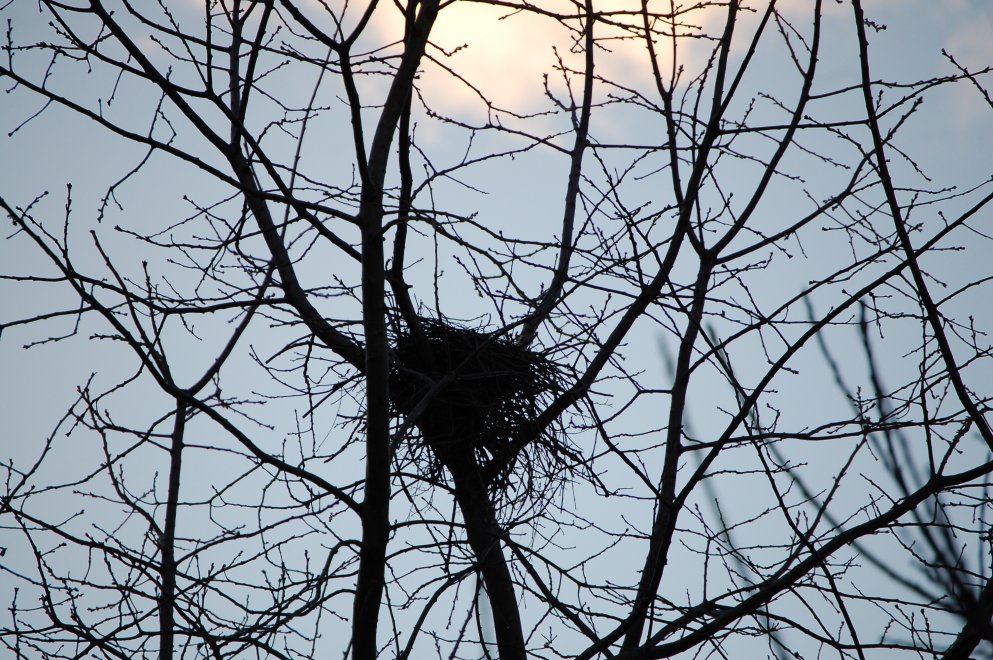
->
[[2, 1, 993, 656]]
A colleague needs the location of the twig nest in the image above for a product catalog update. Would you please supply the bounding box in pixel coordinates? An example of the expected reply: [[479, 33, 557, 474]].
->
[[391, 318, 574, 505]]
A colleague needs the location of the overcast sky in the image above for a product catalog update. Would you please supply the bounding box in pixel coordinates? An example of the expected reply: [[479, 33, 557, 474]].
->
[[2, 1, 993, 656]]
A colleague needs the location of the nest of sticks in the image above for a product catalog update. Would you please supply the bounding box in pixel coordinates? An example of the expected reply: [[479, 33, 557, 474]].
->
[[391, 318, 575, 505]]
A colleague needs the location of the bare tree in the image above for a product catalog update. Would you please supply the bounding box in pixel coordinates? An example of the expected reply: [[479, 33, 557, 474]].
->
[[2, 0, 992, 658]]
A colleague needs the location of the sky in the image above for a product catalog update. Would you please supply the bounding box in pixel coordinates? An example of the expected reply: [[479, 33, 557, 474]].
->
[[2, 0, 993, 657]]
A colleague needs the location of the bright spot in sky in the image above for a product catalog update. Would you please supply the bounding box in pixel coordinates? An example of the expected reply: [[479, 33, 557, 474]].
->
[[370, 0, 711, 117]]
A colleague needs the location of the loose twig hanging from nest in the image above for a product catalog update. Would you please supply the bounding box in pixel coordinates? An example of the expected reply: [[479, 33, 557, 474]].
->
[[391, 318, 578, 511]]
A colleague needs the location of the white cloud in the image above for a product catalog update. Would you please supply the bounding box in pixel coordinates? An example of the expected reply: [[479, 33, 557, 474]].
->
[[370, 0, 722, 120]]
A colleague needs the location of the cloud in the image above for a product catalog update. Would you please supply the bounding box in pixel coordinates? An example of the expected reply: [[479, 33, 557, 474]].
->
[[942, 10, 993, 128], [370, 0, 721, 121], [945, 10, 993, 69]]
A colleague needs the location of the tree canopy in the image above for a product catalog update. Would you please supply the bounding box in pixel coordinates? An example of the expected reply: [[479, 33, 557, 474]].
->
[[2, 1, 993, 658]]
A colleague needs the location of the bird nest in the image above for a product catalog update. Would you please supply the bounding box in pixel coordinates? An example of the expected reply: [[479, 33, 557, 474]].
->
[[390, 318, 575, 505]]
